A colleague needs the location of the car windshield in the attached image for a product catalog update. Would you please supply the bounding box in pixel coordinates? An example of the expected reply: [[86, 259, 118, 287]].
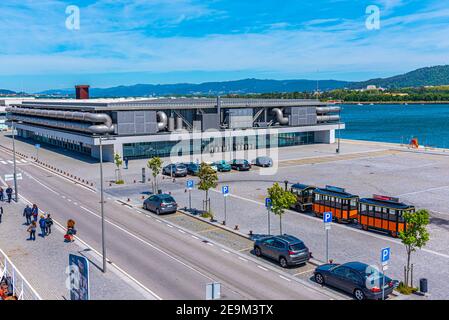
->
[[176, 164, 186, 169], [161, 196, 175, 203], [289, 242, 306, 251], [235, 160, 246, 164]]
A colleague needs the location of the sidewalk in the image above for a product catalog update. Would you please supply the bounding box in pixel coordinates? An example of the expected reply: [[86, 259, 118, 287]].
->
[[0, 200, 154, 300]]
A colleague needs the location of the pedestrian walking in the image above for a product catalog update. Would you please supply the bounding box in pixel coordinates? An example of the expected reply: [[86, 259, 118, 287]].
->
[[45, 214, 53, 235], [5, 186, 13, 203], [27, 221, 36, 241], [0, 187, 4, 201], [124, 157, 129, 169], [39, 215, 47, 237], [0, 207, 3, 224], [31, 204, 39, 222], [23, 205, 32, 225]]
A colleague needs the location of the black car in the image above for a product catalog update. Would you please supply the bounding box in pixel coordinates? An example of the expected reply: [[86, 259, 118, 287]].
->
[[314, 261, 398, 300], [183, 162, 200, 175], [230, 159, 251, 171], [254, 234, 310, 267]]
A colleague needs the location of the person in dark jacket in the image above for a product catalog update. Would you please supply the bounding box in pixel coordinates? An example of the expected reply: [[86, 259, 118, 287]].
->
[[23, 205, 32, 225], [31, 204, 39, 222], [45, 214, 53, 235], [0, 207, 3, 224], [0, 187, 4, 201], [5, 186, 13, 203], [39, 215, 47, 237]]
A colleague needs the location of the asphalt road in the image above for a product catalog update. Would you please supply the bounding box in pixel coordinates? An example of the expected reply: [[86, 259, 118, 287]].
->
[[0, 150, 338, 300]]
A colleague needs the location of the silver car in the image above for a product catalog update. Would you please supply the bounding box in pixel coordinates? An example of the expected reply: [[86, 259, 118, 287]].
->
[[163, 163, 188, 177], [254, 156, 273, 167], [143, 194, 178, 215]]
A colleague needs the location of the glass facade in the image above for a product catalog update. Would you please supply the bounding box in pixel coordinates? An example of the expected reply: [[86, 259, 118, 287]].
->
[[19, 130, 91, 155], [123, 131, 317, 160]]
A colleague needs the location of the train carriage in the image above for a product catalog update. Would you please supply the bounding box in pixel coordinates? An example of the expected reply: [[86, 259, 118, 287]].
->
[[358, 195, 415, 238], [313, 186, 359, 223], [290, 183, 316, 212]]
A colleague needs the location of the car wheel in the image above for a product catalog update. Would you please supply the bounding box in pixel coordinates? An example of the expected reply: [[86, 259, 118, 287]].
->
[[279, 257, 288, 268], [254, 246, 262, 257], [156, 208, 161, 215], [143, 204, 147, 210], [314, 273, 325, 285], [353, 289, 366, 301]]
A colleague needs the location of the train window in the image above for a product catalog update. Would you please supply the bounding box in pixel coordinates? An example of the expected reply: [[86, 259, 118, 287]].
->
[[389, 209, 397, 221], [375, 206, 382, 218], [350, 199, 357, 208]]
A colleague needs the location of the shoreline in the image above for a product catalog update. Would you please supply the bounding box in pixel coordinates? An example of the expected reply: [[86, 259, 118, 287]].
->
[[333, 101, 449, 105]]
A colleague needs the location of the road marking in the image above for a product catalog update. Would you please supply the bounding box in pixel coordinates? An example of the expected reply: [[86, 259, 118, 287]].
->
[[74, 202, 78, 205], [178, 229, 186, 234], [8, 160, 13, 164], [293, 269, 314, 276], [67, 199, 72, 202], [221, 249, 230, 254], [191, 235, 199, 240], [19, 194, 161, 300], [206, 242, 214, 246], [1, 161, 7, 164], [257, 265, 268, 271], [279, 275, 291, 282], [166, 224, 173, 228], [156, 219, 162, 223], [238, 257, 248, 262]]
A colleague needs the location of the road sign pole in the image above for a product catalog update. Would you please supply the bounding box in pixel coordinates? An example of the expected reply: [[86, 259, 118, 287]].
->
[[224, 196, 227, 225], [267, 208, 271, 235], [326, 228, 329, 263], [189, 189, 192, 211], [382, 269, 386, 300]]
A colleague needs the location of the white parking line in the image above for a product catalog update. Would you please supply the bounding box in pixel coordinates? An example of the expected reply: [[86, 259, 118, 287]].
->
[[207, 242, 214, 246], [191, 235, 199, 240], [221, 249, 230, 254], [257, 265, 268, 271], [279, 275, 291, 282], [178, 229, 186, 234], [238, 257, 248, 262], [166, 224, 173, 228]]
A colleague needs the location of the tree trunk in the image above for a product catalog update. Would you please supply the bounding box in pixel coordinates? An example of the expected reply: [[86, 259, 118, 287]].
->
[[406, 247, 411, 287], [279, 214, 283, 235], [206, 190, 209, 212]]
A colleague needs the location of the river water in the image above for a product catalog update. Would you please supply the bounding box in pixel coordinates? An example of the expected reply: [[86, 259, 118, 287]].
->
[[340, 104, 449, 148]]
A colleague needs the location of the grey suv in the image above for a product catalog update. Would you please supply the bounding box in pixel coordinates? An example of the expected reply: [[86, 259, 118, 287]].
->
[[254, 234, 310, 268], [143, 194, 178, 215]]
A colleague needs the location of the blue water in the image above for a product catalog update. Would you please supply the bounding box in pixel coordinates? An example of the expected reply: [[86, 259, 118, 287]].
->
[[340, 104, 449, 148]]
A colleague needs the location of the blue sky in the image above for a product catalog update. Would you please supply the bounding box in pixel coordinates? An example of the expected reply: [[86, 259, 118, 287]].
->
[[1, 0, 449, 92]]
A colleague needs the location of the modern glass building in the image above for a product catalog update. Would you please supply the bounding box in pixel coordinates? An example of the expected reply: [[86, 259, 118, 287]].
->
[[6, 88, 344, 162]]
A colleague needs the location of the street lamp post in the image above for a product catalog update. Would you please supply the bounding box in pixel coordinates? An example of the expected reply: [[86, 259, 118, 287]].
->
[[336, 107, 341, 154], [11, 121, 18, 202], [99, 136, 106, 273]]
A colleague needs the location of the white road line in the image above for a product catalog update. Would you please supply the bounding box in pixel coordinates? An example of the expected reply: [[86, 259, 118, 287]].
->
[[166, 224, 173, 228], [397, 185, 449, 197], [67, 199, 72, 202], [1, 161, 7, 164], [19, 194, 161, 300], [7, 160, 13, 164], [279, 275, 291, 282], [74, 202, 78, 206], [238, 257, 248, 262], [76, 205, 222, 284], [257, 265, 268, 271], [191, 235, 199, 240], [156, 219, 162, 223], [221, 249, 230, 254], [178, 229, 186, 234], [207, 242, 214, 246]]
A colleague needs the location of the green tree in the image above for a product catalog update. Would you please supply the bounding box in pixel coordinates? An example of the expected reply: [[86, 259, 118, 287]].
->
[[197, 162, 218, 215], [399, 209, 430, 288], [114, 153, 123, 183], [267, 183, 297, 235], [147, 157, 163, 193]]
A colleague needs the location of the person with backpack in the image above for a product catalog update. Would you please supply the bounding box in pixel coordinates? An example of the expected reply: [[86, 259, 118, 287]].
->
[[27, 221, 37, 241], [45, 214, 53, 235], [64, 219, 77, 242], [31, 204, 39, 222], [5, 186, 13, 203], [23, 205, 32, 225], [0, 187, 4, 202], [39, 215, 47, 237]]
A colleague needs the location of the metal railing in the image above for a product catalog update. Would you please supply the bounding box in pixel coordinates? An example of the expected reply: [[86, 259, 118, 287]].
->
[[0, 248, 42, 300]]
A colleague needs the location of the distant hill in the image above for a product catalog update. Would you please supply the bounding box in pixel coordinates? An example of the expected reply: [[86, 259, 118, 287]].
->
[[0, 89, 17, 95], [40, 79, 351, 97], [35, 65, 449, 97], [351, 65, 449, 89]]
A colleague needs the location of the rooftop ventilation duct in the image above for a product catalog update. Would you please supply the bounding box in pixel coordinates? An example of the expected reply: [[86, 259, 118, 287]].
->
[[271, 108, 289, 125]]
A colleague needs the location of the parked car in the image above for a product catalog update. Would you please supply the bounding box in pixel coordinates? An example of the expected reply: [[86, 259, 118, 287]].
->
[[254, 234, 310, 268], [212, 160, 232, 172], [254, 156, 273, 167], [314, 261, 398, 300], [230, 159, 251, 171], [143, 194, 178, 215], [203, 162, 218, 172], [162, 163, 188, 177], [184, 162, 200, 175]]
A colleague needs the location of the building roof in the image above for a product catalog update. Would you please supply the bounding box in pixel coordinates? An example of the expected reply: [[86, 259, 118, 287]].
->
[[359, 198, 414, 210], [13, 97, 331, 111]]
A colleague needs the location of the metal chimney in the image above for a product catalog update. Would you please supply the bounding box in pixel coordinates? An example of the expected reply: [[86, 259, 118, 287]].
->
[[75, 85, 90, 99]]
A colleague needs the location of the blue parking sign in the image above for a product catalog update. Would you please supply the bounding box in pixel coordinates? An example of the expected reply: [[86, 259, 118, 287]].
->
[[265, 198, 272, 208], [186, 180, 194, 190], [323, 211, 332, 223], [222, 185, 229, 196], [381, 247, 391, 264]]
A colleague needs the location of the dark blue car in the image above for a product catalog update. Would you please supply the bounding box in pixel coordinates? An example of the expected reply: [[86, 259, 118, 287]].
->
[[314, 261, 398, 300]]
